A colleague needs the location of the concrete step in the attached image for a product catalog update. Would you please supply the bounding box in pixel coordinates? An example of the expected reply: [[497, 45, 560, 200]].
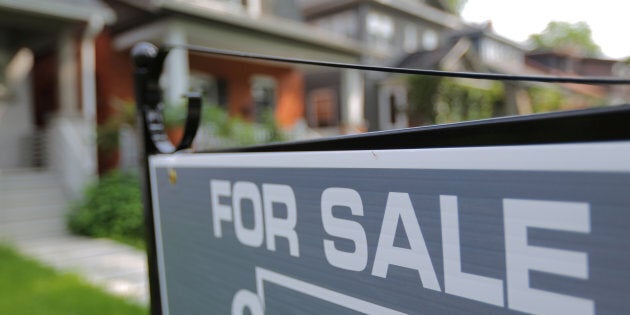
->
[[0, 168, 48, 176], [0, 187, 66, 208], [0, 177, 59, 191], [0, 217, 67, 241], [0, 176, 59, 190], [0, 203, 67, 222], [0, 169, 55, 182]]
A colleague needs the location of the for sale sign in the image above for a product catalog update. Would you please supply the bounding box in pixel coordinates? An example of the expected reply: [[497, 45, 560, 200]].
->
[[149, 142, 630, 314]]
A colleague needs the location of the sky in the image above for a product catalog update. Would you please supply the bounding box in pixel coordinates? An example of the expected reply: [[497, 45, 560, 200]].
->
[[460, 0, 630, 59]]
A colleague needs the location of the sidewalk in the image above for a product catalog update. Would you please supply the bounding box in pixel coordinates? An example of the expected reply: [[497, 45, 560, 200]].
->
[[0, 169, 149, 305], [13, 235, 149, 305]]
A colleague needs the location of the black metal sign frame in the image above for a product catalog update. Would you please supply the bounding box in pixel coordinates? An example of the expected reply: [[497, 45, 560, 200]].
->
[[132, 42, 630, 315]]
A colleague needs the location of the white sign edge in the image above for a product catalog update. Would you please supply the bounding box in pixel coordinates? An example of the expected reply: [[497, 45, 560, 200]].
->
[[149, 164, 171, 315], [149, 141, 630, 172]]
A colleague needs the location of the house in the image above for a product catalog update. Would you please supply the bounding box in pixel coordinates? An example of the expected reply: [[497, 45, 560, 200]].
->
[[100, 0, 368, 157], [302, 0, 616, 131], [526, 51, 630, 107], [301, 0, 466, 131], [0, 0, 365, 199], [0, 0, 116, 198], [377, 23, 538, 129], [301, 1, 538, 130]]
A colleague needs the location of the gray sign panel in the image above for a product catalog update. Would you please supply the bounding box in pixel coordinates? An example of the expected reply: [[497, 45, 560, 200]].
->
[[149, 142, 630, 314]]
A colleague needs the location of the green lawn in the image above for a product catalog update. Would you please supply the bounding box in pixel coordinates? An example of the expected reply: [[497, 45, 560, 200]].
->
[[0, 244, 147, 315]]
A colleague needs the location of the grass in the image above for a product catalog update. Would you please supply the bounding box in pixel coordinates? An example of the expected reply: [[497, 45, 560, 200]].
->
[[0, 244, 147, 315]]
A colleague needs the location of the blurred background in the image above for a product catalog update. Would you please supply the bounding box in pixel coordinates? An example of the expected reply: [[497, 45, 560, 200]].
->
[[0, 0, 628, 313]]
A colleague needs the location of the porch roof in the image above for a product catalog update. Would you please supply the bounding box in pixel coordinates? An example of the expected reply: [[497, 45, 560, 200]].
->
[[0, 0, 115, 24]]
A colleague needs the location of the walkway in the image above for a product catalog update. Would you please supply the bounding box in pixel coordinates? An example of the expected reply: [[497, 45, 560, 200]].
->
[[0, 169, 149, 305]]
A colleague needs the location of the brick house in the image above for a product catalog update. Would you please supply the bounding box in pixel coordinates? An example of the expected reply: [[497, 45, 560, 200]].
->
[[0, 0, 364, 198]]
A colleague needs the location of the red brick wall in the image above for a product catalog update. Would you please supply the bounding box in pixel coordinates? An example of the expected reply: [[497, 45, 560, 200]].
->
[[276, 69, 304, 127], [94, 30, 135, 174], [95, 30, 135, 125], [188, 54, 304, 128]]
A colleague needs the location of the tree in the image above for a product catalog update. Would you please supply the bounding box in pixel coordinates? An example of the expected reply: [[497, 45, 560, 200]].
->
[[528, 21, 601, 57], [406, 76, 503, 126], [425, 0, 467, 15], [407, 75, 441, 126]]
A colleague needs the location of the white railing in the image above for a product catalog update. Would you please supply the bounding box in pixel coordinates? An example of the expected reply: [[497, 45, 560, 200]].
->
[[47, 115, 97, 200], [119, 124, 139, 172]]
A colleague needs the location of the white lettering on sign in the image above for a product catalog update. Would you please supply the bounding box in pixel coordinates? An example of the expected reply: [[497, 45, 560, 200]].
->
[[233, 181, 264, 247], [441, 195, 504, 306], [211, 179, 594, 313], [210, 180, 300, 257], [321, 187, 368, 272], [371, 192, 441, 291], [262, 184, 299, 257], [210, 180, 232, 238], [325, 190, 593, 313], [504, 199, 593, 315]]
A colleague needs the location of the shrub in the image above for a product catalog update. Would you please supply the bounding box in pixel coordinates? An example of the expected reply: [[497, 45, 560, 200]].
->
[[68, 171, 145, 248], [199, 105, 286, 149]]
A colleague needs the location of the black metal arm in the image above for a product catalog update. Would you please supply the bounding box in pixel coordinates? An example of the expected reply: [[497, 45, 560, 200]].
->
[[131, 42, 201, 154]]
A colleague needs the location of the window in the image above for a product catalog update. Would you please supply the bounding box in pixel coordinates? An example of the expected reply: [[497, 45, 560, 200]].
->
[[367, 11, 394, 50], [423, 29, 438, 51], [251, 75, 277, 121], [308, 88, 338, 127], [189, 72, 228, 108]]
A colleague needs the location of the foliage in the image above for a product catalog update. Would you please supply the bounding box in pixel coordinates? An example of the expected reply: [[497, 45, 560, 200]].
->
[[99, 97, 287, 152], [163, 102, 187, 129], [97, 118, 122, 152], [259, 107, 286, 143], [527, 86, 566, 113], [407, 75, 442, 126], [444, 0, 467, 15], [407, 76, 502, 126], [111, 98, 137, 127], [68, 171, 145, 249], [201, 104, 286, 148], [528, 21, 601, 57], [426, 0, 467, 15], [97, 99, 136, 153], [435, 79, 503, 123], [0, 244, 146, 315]]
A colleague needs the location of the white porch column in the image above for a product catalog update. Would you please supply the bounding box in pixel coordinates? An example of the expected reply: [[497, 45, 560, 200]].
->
[[58, 30, 79, 116], [81, 17, 102, 127], [341, 69, 365, 133], [79, 16, 104, 177], [163, 24, 189, 105], [0, 48, 35, 168]]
